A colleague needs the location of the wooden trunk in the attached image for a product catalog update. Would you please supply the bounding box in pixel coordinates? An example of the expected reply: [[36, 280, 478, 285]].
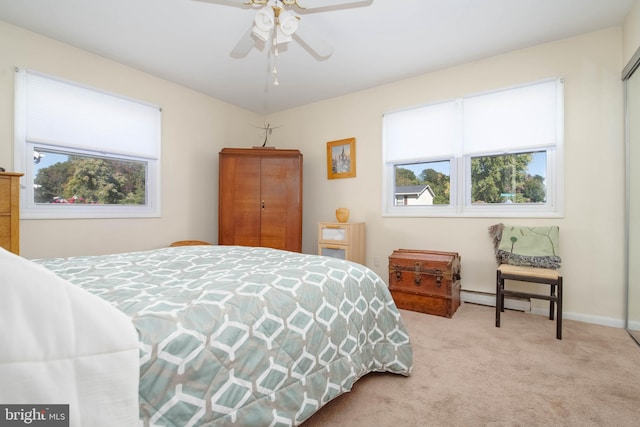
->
[[388, 249, 461, 318]]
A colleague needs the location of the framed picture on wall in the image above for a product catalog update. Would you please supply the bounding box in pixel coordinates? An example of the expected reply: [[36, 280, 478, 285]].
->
[[327, 137, 356, 179]]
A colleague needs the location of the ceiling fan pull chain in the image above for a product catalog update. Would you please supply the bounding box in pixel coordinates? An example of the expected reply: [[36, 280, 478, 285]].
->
[[272, 20, 280, 86]]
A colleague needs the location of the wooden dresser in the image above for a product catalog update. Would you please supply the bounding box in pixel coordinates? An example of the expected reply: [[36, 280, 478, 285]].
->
[[388, 249, 461, 318], [0, 172, 23, 255], [218, 147, 303, 252]]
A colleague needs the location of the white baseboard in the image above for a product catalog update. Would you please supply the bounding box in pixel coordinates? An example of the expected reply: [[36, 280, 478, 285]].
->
[[550, 310, 625, 329], [460, 289, 625, 329]]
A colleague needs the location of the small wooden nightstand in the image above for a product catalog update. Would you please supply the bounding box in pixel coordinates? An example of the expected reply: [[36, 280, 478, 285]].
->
[[318, 222, 366, 264]]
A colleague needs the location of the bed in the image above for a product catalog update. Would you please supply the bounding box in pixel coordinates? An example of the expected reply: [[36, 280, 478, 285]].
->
[[0, 245, 413, 426]]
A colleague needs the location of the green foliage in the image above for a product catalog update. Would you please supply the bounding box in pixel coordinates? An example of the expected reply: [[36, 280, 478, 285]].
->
[[34, 161, 74, 203], [34, 155, 146, 205], [522, 175, 546, 203], [471, 153, 545, 204], [395, 167, 418, 186]]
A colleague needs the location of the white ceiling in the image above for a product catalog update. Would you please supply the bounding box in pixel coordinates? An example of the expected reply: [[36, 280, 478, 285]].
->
[[0, 0, 635, 114]]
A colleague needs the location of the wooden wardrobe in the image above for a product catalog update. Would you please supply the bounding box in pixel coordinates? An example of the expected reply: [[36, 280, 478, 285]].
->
[[218, 147, 302, 252]]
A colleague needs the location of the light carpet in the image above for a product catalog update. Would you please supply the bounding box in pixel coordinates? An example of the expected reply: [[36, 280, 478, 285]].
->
[[303, 302, 640, 426]]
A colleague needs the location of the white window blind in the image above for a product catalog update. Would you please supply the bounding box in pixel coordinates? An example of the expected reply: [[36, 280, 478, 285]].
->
[[23, 70, 160, 159], [383, 78, 561, 161], [383, 100, 458, 162], [462, 79, 560, 154]]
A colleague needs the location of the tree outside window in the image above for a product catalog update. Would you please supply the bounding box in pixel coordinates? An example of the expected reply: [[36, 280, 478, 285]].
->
[[33, 148, 147, 206]]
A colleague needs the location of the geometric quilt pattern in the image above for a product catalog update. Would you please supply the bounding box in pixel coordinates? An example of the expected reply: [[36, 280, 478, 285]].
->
[[36, 245, 413, 426]]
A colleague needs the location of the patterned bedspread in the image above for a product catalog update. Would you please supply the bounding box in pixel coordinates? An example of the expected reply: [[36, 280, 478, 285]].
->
[[35, 245, 413, 426]]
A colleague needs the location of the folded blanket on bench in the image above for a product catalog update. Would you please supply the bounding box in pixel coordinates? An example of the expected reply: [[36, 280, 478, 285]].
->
[[488, 223, 561, 269]]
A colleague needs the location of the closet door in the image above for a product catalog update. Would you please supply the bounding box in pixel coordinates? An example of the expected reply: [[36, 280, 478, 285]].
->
[[624, 47, 640, 345]]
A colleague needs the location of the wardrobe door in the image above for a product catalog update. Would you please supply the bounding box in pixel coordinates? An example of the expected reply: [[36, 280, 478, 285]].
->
[[218, 154, 261, 247], [260, 155, 302, 252]]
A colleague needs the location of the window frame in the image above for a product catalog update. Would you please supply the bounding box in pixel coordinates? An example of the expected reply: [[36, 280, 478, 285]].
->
[[382, 78, 564, 218], [14, 68, 162, 219]]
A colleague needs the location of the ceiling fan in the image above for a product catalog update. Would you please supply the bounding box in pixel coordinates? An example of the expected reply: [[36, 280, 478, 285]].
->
[[198, 0, 374, 59]]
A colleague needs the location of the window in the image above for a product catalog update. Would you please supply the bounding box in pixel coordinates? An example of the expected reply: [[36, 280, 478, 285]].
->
[[382, 78, 563, 217], [394, 160, 450, 206], [14, 69, 161, 219], [32, 148, 147, 205], [469, 151, 547, 204]]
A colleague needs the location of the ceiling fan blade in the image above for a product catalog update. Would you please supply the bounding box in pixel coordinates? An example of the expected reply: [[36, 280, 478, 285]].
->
[[230, 25, 256, 57], [294, 20, 333, 58], [295, 0, 373, 11], [194, 0, 253, 8]]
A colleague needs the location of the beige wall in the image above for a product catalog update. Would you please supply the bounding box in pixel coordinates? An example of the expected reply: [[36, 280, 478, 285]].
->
[[0, 21, 261, 258], [266, 27, 627, 327], [623, 0, 640, 65]]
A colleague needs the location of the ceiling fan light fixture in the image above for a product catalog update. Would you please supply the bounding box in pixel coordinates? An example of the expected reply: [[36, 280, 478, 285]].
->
[[278, 10, 298, 36], [253, 7, 275, 41], [275, 26, 293, 44], [253, 26, 271, 41]]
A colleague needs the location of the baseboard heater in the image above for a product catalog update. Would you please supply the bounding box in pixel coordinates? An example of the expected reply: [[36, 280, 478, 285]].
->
[[461, 290, 531, 312]]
